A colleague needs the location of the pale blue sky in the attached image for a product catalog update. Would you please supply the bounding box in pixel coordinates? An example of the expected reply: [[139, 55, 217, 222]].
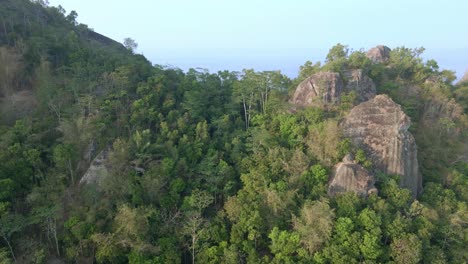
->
[[48, 0, 468, 79]]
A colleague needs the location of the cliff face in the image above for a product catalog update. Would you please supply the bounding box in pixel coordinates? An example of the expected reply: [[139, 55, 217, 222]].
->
[[291, 72, 343, 106], [291, 70, 376, 107], [342, 95, 422, 197], [328, 154, 377, 197], [342, 69, 376, 102]]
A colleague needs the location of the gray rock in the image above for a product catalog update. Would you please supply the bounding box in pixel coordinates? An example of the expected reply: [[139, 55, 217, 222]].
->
[[366, 45, 391, 63], [328, 155, 377, 197], [291, 69, 377, 107], [342, 95, 422, 197], [83, 140, 97, 163], [80, 149, 109, 186], [342, 69, 376, 102], [291, 72, 343, 106]]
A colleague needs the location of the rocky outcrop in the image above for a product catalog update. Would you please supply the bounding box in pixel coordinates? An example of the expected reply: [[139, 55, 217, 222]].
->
[[80, 147, 146, 186], [328, 154, 377, 197], [80, 149, 109, 186], [366, 45, 391, 63], [291, 72, 343, 106], [291, 70, 377, 107], [342, 69, 376, 102], [420, 97, 463, 127], [341, 95, 422, 197]]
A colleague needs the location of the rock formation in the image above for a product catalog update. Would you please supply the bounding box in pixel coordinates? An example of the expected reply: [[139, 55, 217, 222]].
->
[[80, 149, 109, 186], [341, 95, 422, 197], [291, 69, 377, 107], [366, 45, 391, 63], [342, 69, 376, 102], [328, 154, 377, 197], [291, 72, 343, 106]]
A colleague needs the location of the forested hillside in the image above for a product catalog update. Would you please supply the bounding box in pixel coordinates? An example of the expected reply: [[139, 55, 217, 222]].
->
[[0, 1, 466, 263]]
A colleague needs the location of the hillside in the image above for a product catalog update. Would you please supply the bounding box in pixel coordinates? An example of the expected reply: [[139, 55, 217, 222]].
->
[[0, 1, 467, 263]]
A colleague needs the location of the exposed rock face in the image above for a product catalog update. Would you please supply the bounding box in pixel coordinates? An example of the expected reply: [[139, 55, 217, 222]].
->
[[291, 72, 343, 106], [342, 95, 422, 197], [80, 149, 109, 186], [420, 97, 463, 127], [291, 70, 377, 107], [342, 69, 376, 102], [366, 45, 391, 63], [328, 154, 377, 197]]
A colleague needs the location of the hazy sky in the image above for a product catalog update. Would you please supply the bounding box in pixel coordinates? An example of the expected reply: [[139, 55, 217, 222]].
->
[[48, 0, 468, 78]]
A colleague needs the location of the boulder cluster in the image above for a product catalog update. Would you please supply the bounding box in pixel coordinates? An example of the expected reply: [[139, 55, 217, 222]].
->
[[341, 94, 422, 197], [291, 45, 422, 198]]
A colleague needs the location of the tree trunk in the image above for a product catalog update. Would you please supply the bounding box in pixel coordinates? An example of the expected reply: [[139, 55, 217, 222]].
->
[[48, 102, 61, 123], [49, 218, 60, 257], [192, 235, 195, 264], [2, 20, 7, 43], [67, 159, 74, 184], [2, 235, 16, 262], [247, 91, 254, 129], [242, 96, 248, 130]]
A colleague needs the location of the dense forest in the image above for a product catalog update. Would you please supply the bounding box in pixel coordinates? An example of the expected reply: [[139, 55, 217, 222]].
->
[[0, 0, 467, 263]]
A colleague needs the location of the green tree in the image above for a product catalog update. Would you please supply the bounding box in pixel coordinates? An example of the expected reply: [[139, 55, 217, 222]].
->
[[326, 43, 349, 62], [268, 227, 303, 263], [0, 213, 27, 262], [293, 199, 335, 254], [53, 143, 76, 184], [123, 38, 138, 53], [390, 234, 422, 264]]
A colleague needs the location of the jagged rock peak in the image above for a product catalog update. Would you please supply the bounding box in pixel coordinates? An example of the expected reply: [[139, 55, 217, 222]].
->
[[291, 71, 343, 106], [366, 45, 391, 63], [328, 154, 377, 197], [342, 94, 422, 197]]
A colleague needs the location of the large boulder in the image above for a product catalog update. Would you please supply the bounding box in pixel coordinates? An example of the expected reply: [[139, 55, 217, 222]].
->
[[341, 95, 422, 197], [80, 149, 109, 186], [291, 70, 377, 107], [291, 72, 343, 106], [366, 45, 391, 63], [328, 154, 377, 197], [342, 69, 376, 102]]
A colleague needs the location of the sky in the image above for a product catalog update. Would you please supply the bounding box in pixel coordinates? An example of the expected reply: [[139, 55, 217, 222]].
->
[[48, 0, 468, 79]]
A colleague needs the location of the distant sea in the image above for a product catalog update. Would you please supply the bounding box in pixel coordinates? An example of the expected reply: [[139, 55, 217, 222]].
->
[[148, 48, 467, 81]]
